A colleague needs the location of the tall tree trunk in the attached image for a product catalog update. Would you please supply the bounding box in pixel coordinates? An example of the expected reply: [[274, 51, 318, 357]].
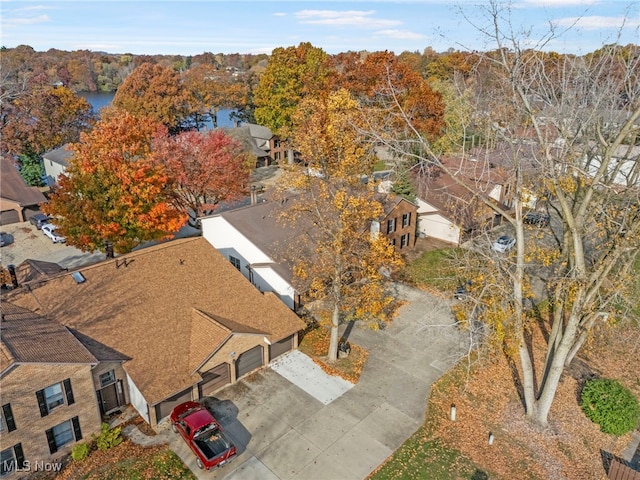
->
[[328, 302, 340, 362]]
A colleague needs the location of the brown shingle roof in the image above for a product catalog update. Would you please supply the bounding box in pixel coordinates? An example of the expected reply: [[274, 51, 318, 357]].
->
[[0, 303, 96, 373], [0, 157, 47, 206], [16, 259, 66, 284], [6, 237, 305, 404]]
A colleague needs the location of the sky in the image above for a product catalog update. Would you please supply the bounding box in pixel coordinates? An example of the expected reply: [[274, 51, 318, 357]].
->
[[1, 0, 638, 56]]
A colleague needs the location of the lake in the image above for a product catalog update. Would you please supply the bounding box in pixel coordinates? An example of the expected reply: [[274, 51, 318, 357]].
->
[[79, 91, 237, 129]]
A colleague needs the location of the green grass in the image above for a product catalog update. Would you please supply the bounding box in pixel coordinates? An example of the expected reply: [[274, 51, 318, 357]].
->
[[370, 433, 482, 480], [400, 247, 463, 291]]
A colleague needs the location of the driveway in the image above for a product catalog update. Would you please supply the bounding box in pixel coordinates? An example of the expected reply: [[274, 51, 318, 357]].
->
[[161, 283, 466, 480]]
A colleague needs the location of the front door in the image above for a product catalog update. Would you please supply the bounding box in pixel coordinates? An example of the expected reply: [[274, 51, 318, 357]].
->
[[97, 381, 123, 415]]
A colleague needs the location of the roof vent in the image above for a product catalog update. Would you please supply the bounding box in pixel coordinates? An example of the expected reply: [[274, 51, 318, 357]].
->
[[72, 272, 86, 284]]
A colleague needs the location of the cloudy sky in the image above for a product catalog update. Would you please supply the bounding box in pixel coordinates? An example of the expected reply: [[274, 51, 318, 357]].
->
[[2, 0, 638, 56]]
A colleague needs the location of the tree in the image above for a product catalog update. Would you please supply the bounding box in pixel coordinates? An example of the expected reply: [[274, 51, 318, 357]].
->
[[253, 42, 332, 139], [43, 109, 187, 254], [17, 153, 45, 187], [112, 62, 191, 132], [285, 89, 404, 362], [151, 130, 253, 227], [369, 2, 640, 427], [0, 85, 95, 157]]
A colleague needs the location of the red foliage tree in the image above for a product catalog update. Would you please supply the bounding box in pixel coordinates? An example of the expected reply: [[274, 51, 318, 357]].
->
[[152, 130, 253, 226]]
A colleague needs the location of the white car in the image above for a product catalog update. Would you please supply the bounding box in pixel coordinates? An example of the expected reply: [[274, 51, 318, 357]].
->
[[492, 235, 515, 253], [42, 224, 66, 244]]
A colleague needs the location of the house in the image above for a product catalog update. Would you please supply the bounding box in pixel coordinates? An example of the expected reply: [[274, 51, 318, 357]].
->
[[414, 155, 512, 245], [42, 145, 73, 187], [201, 192, 418, 311], [219, 123, 290, 168], [0, 158, 47, 225], [1, 237, 305, 471], [372, 195, 418, 251], [0, 302, 101, 475]]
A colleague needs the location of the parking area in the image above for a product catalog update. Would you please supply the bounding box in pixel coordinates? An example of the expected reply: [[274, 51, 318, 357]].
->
[[0, 221, 104, 269]]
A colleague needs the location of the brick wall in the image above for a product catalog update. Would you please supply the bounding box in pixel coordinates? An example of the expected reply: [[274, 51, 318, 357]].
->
[[0, 363, 102, 476]]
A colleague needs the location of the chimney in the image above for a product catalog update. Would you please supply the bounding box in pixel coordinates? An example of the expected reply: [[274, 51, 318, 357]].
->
[[7, 264, 18, 289], [250, 185, 258, 205]]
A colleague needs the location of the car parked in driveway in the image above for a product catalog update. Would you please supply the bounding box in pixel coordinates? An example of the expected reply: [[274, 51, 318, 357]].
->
[[492, 235, 516, 253], [29, 213, 50, 230], [170, 401, 236, 470], [41, 224, 66, 243]]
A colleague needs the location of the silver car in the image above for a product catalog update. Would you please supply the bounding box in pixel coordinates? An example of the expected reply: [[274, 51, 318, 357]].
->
[[492, 235, 515, 253]]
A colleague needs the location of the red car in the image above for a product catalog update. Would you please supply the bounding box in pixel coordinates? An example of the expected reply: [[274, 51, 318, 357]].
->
[[170, 401, 237, 470]]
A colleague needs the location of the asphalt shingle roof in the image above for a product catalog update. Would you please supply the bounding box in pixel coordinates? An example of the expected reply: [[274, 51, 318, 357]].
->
[[5, 237, 305, 404]]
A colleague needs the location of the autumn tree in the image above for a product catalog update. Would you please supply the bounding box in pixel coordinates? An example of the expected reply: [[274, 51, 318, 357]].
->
[[0, 84, 95, 158], [370, 1, 640, 427], [253, 42, 332, 139], [151, 130, 253, 227], [181, 65, 250, 129], [43, 109, 187, 254], [112, 62, 191, 132], [285, 89, 404, 362]]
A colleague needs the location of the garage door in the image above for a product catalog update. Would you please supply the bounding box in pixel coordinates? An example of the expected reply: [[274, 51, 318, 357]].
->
[[269, 335, 294, 361], [154, 387, 192, 423], [235, 345, 264, 379], [198, 363, 230, 397]]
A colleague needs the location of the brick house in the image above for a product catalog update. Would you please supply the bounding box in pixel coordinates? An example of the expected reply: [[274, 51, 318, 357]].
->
[[0, 303, 101, 476], [374, 195, 418, 251], [1, 237, 305, 474], [0, 157, 47, 225]]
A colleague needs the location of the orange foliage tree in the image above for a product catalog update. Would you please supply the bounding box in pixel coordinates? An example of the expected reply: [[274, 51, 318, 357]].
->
[[43, 109, 187, 254], [112, 62, 191, 132], [285, 89, 404, 362], [151, 130, 253, 227]]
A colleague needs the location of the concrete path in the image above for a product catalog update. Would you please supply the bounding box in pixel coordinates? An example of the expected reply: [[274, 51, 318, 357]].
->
[[154, 282, 465, 480]]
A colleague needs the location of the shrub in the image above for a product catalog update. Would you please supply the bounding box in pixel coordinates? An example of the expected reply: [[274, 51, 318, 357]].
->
[[93, 422, 123, 451], [71, 442, 90, 461], [581, 378, 640, 436]]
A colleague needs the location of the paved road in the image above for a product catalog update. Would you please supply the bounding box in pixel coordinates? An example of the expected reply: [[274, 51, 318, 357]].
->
[[155, 282, 467, 480]]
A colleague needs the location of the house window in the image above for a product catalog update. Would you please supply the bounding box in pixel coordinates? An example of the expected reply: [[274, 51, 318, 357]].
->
[[1, 404, 16, 433], [46, 417, 82, 454], [229, 256, 241, 271], [99, 370, 116, 388], [402, 213, 411, 228], [36, 379, 74, 417], [386, 218, 396, 234], [274, 151, 280, 161], [274, 139, 281, 148], [400, 233, 410, 248]]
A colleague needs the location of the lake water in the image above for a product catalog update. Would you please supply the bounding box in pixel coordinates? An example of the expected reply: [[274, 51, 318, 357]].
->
[[79, 91, 237, 129]]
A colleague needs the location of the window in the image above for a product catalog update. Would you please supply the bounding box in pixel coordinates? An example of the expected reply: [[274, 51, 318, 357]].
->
[[36, 379, 74, 417], [386, 218, 396, 234], [46, 417, 82, 454], [0, 444, 24, 476], [229, 256, 241, 271], [274, 151, 281, 161], [402, 212, 411, 228], [99, 370, 115, 388], [400, 233, 410, 248], [1, 404, 16, 433]]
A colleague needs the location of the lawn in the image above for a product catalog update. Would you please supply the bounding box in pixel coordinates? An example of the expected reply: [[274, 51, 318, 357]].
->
[[369, 247, 640, 480]]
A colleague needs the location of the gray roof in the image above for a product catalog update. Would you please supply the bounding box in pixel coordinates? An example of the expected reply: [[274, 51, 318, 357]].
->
[[218, 126, 270, 158], [42, 144, 73, 167], [217, 200, 305, 282]]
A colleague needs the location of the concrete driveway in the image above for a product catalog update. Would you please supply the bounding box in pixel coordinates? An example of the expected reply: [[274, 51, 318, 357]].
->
[[162, 283, 466, 480]]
